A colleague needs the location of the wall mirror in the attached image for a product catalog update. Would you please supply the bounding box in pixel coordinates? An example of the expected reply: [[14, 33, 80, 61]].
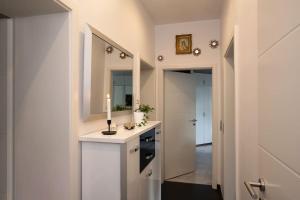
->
[[83, 24, 134, 120]]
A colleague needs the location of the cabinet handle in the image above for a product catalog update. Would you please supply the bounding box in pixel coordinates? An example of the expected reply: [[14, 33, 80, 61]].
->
[[146, 169, 152, 177], [156, 131, 160, 135], [145, 136, 154, 143], [129, 145, 139, 153], [145, 153, 154, 160]]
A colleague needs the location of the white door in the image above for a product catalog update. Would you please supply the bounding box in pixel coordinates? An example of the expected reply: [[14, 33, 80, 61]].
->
[[253, 1, 300, 199], [164, 71, 197, 179], [196, 74, 212, 145]]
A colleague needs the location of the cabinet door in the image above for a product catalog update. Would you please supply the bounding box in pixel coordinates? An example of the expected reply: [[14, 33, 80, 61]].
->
[[127, 138, 140, 200], [141, 163, 155, 200], [140, 127, 162, 200], [153, 128, 161, 200]]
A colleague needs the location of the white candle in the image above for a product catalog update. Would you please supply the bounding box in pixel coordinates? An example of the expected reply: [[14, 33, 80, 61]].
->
[[107, 94, 111, 120]]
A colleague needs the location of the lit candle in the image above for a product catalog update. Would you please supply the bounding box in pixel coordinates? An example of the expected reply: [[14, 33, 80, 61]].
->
[[107, 94, 111, 120]]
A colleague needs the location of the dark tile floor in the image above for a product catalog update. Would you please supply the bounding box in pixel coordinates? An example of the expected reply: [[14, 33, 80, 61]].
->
[[162, 181, 223, 200]]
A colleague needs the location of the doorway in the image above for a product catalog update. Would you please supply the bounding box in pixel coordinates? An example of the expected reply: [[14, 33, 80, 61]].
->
[[163, 68, 216, 187], [222, 37, 236, 200]]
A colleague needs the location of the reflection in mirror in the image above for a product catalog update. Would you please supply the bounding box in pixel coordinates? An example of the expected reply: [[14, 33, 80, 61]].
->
[[83, 24, 134, 119], [90, 34, 106, 114], [111, 71, 132, 111]]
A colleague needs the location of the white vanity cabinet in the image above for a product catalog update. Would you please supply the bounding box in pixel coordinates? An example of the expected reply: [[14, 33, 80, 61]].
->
[[80, 121, 161, 200]]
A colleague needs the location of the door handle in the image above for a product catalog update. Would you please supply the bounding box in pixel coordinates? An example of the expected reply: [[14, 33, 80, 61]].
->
[[189, 119, 197, 122], [244, 178, 265, 199]]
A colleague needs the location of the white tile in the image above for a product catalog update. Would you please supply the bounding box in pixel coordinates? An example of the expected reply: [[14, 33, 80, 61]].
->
[[258, 0, 300, 55], [258, 27, 300, 174]]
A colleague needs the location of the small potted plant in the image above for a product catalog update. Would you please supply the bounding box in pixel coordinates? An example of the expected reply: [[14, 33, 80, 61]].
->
[[134, 104, 154, 127]]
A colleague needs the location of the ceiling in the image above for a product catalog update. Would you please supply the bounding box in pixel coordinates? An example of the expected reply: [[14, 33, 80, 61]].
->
[[141, 0, 222, 25], [0, 0, 68, 17]]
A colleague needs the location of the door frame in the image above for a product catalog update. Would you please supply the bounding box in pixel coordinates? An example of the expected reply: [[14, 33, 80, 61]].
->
[[156, 64, 220, 189], [3, 18, 14, 200]]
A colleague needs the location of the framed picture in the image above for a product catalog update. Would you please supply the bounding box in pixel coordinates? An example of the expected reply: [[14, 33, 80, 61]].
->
[[176, 34, 192, 54]]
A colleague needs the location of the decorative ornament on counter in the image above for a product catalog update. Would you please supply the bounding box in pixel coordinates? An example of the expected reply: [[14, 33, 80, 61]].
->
[[209, 40, 219, 49], [124, 122, 135, 130], [157, 55, 164, 62], [192, 48, 201, 56], [120, 52, 127, 59], [102, 94, 117, 135], [106, 46, 113, 54]]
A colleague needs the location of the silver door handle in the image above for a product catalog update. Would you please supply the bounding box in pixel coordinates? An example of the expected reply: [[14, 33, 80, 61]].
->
[[244, 178, 265, 199], [189, 119, 197, 122]]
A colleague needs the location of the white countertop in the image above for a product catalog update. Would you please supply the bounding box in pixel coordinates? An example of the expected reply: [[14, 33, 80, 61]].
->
[[79, 121, 161, 144]]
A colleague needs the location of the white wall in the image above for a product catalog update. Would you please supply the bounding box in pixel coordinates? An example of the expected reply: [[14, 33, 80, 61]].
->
[[236, 0, 258, 200], [221, 0, 258, 199], [155, 20, 221, 67], [54, 0, 155, 199], [14, 13, 70, 200], [140, 66, 156, 120], [220, 0, 237, 195]]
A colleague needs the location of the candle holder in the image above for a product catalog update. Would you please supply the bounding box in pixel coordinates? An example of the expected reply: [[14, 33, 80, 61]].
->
[[102, 120, 117, 135]]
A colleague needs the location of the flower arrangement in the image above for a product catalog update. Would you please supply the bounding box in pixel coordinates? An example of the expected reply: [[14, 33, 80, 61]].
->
[[134, 104, 154, 127]]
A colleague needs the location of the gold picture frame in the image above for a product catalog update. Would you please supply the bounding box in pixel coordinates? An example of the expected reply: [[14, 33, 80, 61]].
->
[[176, 34, 192, 54]]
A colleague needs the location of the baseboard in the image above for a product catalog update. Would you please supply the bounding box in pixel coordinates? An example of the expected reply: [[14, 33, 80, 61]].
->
[[217, 184, 223, 200], [196, 142, 212, 147]]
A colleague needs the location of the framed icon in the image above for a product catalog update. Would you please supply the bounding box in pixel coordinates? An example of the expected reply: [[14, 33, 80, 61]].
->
[[176, 34, 192, 54]]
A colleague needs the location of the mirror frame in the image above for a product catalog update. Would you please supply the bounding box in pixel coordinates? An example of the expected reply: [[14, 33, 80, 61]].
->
[[83, 24, 134, 120]]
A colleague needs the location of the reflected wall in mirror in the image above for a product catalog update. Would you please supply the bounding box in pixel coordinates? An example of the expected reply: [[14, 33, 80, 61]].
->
[[111, 71, 132, 111], [83, 24, 134, 120]]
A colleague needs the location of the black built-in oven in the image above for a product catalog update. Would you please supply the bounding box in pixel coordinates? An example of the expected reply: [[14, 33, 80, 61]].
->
[[140, 128, 155, 173]]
